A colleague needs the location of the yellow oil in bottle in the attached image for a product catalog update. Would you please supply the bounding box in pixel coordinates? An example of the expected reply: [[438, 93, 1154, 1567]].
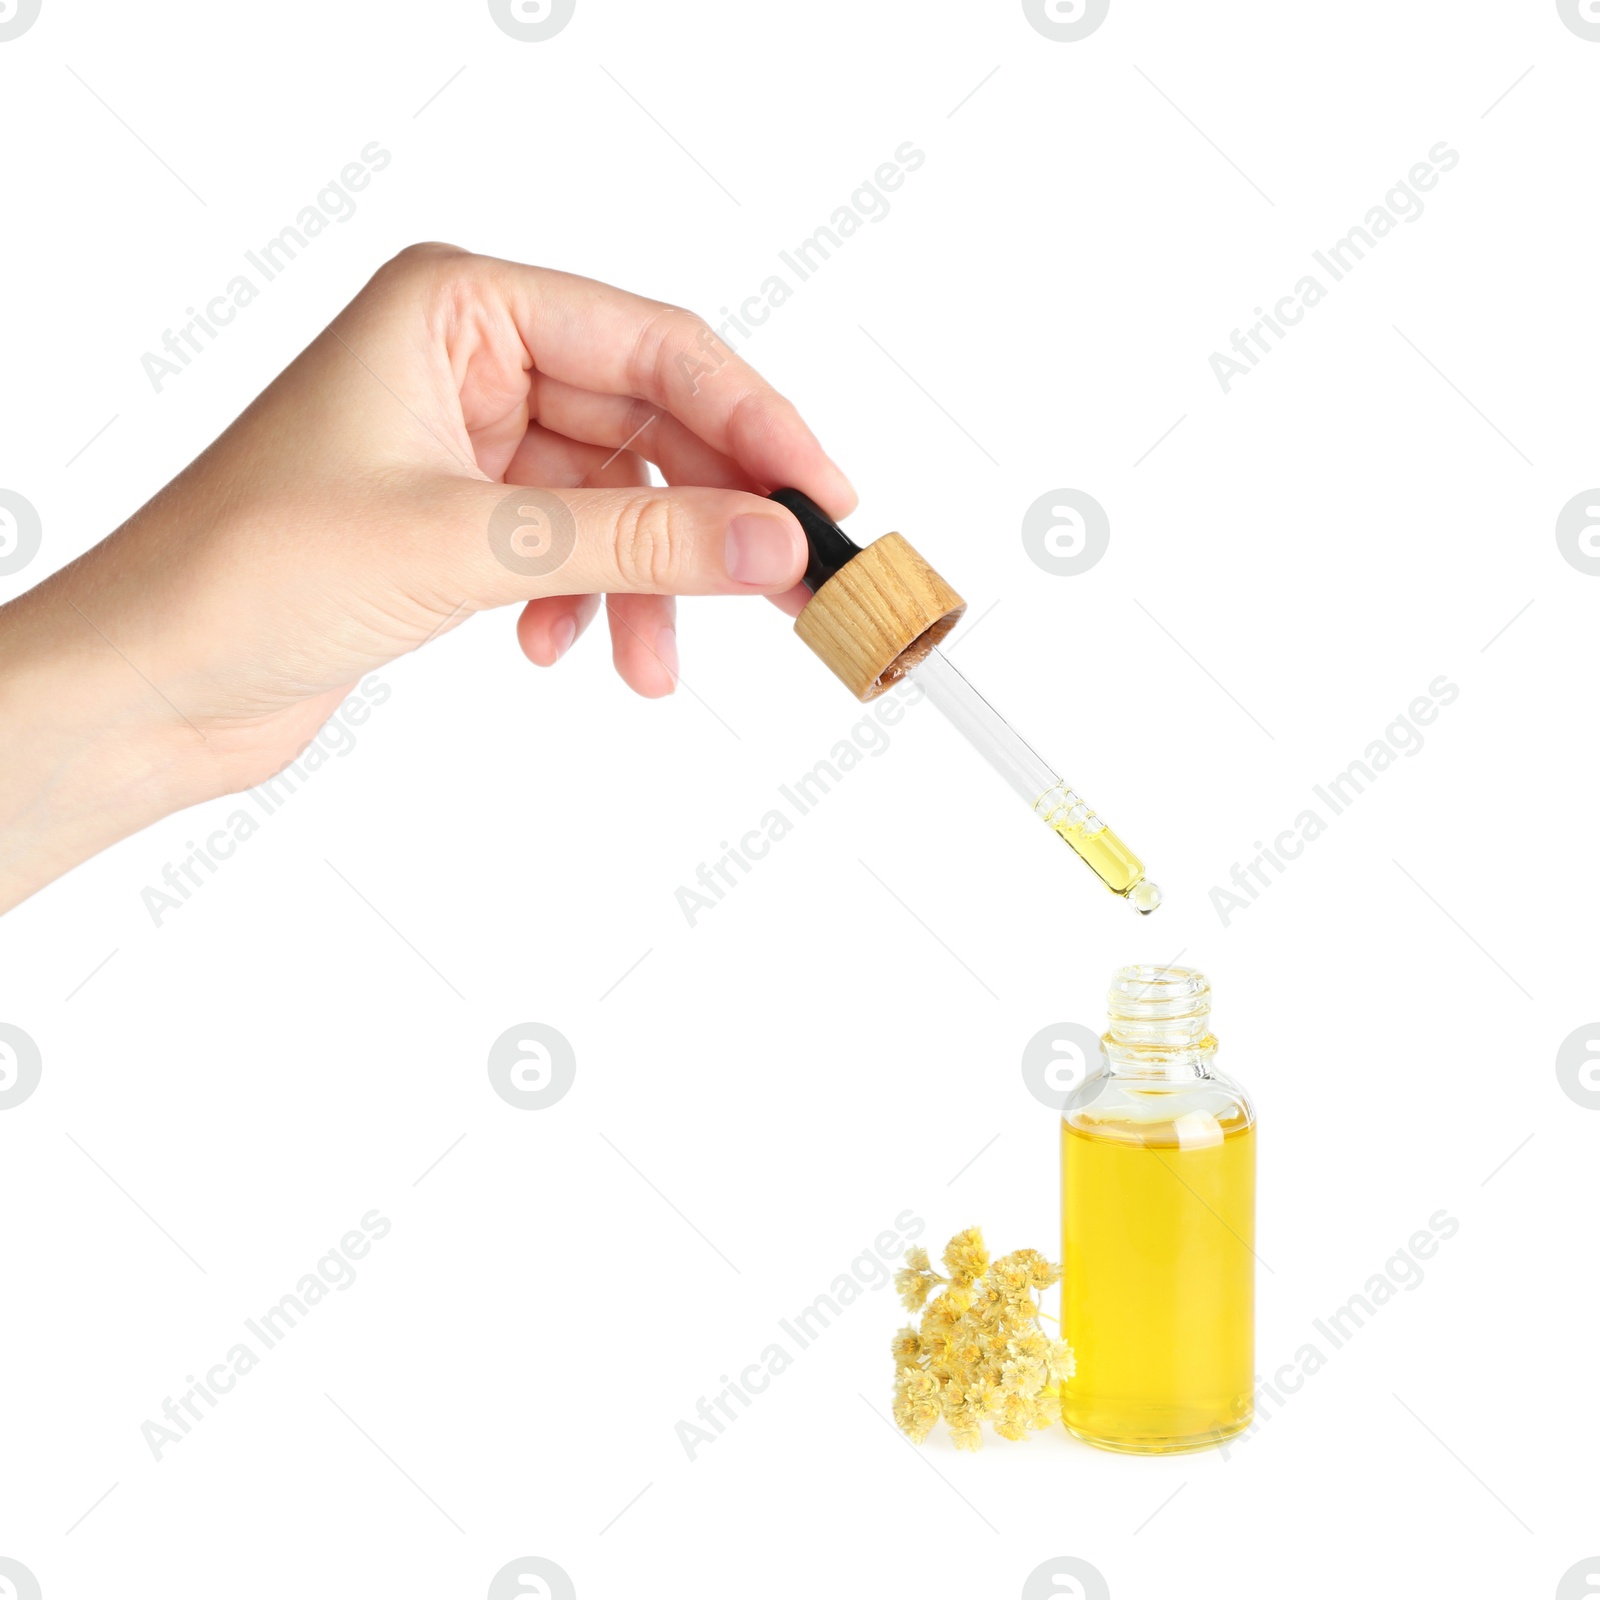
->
[[1060, 966, 1255, 1453]]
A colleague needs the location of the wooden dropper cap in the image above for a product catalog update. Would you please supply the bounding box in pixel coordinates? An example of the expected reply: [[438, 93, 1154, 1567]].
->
[[772, 489, 966, 702]]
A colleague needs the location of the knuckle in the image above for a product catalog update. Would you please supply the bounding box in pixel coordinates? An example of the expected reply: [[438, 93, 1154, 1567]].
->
[[365, 243, 477, 324], [612, 493, 683, 589], [619, 396, 658, 448], [723, 385, 782, 451], [375, 240, 466, 286], [632, 304, 719, 395]]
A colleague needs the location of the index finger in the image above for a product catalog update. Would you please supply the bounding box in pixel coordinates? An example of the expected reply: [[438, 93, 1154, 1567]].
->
[[478, 255, 858, 520]]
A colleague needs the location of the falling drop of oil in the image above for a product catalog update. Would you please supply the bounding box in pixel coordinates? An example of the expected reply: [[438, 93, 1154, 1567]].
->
[[1130, 880, 1163, 915]]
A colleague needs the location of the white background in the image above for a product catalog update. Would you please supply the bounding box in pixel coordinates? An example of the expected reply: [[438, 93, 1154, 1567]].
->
[[1, 2, 1596, 1596]]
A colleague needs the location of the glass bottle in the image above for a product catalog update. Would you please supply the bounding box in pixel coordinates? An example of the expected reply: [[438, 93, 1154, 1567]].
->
[[1060, 965, 1256, 1453]]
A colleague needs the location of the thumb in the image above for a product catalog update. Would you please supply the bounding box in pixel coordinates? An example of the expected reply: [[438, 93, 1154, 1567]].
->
[[447, 481, 808, 607]]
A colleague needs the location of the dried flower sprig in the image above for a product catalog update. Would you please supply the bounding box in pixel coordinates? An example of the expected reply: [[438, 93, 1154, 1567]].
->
[[891, 1227, 1073, 1449]]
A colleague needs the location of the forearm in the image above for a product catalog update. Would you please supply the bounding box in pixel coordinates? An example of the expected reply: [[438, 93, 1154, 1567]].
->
[[0, 576, 211, 914]]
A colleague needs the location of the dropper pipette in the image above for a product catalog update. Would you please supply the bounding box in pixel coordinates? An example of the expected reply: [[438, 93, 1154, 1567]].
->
[[773, 489, 1161, 913], [911, 645, 1161, 912]]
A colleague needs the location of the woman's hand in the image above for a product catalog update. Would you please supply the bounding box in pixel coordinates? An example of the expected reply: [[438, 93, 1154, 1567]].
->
[[0, 243, 855, 911]]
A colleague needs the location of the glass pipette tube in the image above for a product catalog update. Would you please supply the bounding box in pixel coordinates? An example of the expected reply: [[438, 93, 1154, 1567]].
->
[[912, 647, 1162, 913]]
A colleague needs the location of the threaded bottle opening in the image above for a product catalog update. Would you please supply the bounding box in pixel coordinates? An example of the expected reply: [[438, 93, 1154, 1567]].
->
[[1104, 964, 1216, 1066]]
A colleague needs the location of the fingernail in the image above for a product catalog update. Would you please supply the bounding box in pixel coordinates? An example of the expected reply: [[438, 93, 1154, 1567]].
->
[[726, 513, 802, 587], [655, 626, 679, 687], [551, 615, 577, 659]]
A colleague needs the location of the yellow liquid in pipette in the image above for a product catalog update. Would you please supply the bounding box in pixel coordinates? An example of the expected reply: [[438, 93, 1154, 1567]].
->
[[1061, 1113, 1255, 1453], [1049, 817, 1145, 897]]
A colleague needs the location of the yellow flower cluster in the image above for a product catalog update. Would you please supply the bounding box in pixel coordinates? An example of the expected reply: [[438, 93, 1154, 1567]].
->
[[891, 1227, 1074, 1449]]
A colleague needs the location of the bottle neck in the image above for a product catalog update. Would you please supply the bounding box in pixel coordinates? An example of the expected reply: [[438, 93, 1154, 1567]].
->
[[1103, 964, 1217, 1081]]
